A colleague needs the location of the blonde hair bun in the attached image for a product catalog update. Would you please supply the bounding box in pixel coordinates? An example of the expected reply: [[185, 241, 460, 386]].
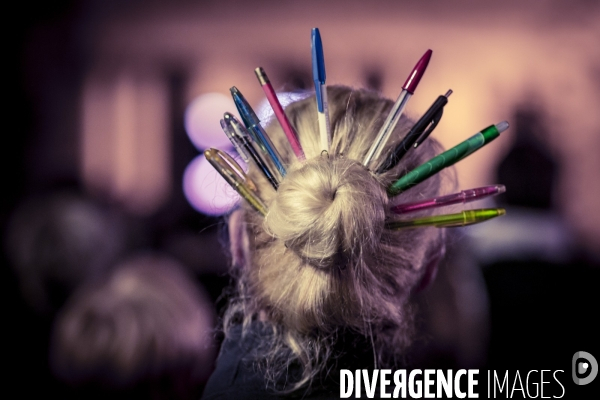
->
[[265, 156, 386, 269]]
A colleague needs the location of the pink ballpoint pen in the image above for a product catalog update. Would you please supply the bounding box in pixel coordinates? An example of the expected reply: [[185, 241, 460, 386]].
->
[[255, 67, 306, 161], [363, 49, 432, 167], [390, 185, 506, 214]]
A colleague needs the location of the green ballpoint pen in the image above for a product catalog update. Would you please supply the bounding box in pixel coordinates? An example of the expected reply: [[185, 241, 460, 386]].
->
[[388, 121, 509, 196], [386, 208, 506, 230]]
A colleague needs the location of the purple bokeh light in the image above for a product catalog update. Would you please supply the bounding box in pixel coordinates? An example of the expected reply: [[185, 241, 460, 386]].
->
[[184, 93, 239, 151], [183, 151, 243, 216], [255, 91, 311, 123]]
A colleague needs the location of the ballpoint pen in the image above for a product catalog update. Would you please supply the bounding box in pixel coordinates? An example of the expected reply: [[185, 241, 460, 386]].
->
[[390, 184, 506, 214], [363, 49, 432, 168], [230, 86, 287, 178], [386, 208, 506, 229], [220, 118, 249, 164], [216, 148, 258, 192], [376, 89, 452, 174], [388, 121, 509, 196], [312, 28, 331, 152], [255, 67, 306, 161], [223, 112, 279, 190], [205, 148, 268, 216]]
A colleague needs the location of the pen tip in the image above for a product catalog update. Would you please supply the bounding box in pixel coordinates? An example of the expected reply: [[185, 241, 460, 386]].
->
[[445, 89, 453, 97], [496, 184, 506, 194], [495, 120, 510, 133], [498, 209, 506, 216], [230, 86, 239, 95], [204, 148, 216, 158]]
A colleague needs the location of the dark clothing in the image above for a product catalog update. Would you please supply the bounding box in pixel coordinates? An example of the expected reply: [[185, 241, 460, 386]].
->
[[201, 322, 379, 400]]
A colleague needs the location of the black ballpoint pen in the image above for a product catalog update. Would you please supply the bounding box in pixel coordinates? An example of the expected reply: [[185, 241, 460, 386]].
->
[[376, 90, 452, 174]]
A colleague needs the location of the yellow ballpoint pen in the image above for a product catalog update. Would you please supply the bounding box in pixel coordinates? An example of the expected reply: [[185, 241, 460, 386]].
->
[[386, 208, 506, 230], [205, 148, 268, 216]]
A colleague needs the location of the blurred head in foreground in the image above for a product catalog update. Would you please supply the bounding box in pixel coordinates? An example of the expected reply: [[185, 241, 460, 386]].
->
[[4, 192, 125, 315], [51, 254, 215, 399], [221, 86, 447, 392]]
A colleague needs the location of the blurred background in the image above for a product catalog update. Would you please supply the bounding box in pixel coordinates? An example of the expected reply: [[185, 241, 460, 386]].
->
[[4, 0, 599, 398]]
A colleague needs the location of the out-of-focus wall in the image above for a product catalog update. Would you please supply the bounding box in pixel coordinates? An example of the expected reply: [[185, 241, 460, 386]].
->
[[31, 0, 600, 253]]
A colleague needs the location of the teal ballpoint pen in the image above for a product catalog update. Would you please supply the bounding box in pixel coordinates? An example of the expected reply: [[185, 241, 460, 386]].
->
[[388, 121, 509, 196], [231, 86, 287, 178]]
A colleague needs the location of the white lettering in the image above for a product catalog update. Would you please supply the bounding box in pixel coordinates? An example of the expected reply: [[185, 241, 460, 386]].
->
[[511, 370, 525, 398], [393, 370, 407, 398], [409, 370, 423, 398], [363, 369, 379, 398], [424, 370, 435, 398], [553, 370, 564, 399], [340, 369, 353, 398], [541, 370, 550, 398], [437, 369, 452, 398], [468, 370, 479, 398], [380, 369, 391, 398], [493, 371, 508, 398], [455, 370, 466, 399], [526, 370, 539, 398]]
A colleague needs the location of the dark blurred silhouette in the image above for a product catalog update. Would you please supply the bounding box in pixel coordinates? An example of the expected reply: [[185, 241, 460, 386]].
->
[[497, 105, 557, 210], [3, 190, 129, 396], [410, 232, 491, 370], [4, 191, 126, 315], [50, 253, 215, 399], [472, 104, 599, 399]]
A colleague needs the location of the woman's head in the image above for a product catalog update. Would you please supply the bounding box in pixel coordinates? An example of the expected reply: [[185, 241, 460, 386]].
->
[[226, 85, 446, 388]]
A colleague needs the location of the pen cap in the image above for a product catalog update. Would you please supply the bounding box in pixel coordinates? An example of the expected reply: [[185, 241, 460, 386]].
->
[[402, 49, 432, 94], [231, 87, 260, 127], [311, 28, 326, 83]]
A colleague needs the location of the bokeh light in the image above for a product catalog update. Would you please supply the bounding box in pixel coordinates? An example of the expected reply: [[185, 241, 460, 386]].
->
[[184, 93, 240, 150], [182, 151, 243, 216], [255, 91, 311, 123]]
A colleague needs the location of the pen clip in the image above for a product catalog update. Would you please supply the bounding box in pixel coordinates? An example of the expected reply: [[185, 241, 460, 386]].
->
[[216, 150, 257, 192], [415, 108, 444, 147]]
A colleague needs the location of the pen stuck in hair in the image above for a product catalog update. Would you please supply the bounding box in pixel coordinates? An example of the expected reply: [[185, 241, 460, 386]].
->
[[390, 184, 505, 214], [363, 49, 433, 168], [223, 113, 279, 190], [230, 86, 287, 178], [312, 28, 331, 153], [255, 67, 305, 161], [205, 148, 268, 216], [388, 121, 509, 196], [377, 89, 451, 174], [387, 208, 506, 229]]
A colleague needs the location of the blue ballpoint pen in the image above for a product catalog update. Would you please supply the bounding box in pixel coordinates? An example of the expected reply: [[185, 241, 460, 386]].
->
[[230, 86, 287, 177], [312, 28, 331, 152]]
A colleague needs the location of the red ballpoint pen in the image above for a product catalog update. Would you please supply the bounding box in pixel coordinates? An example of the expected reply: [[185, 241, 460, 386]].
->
[[255, 67, 306, 161], [363, 49, 432, 167]]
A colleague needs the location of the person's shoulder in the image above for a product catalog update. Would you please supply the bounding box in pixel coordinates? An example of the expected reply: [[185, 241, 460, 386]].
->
[[201, 321, 275, 399]]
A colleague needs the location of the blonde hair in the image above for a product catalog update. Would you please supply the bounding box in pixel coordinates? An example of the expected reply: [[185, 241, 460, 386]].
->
[[224, 85, 446, 391]]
